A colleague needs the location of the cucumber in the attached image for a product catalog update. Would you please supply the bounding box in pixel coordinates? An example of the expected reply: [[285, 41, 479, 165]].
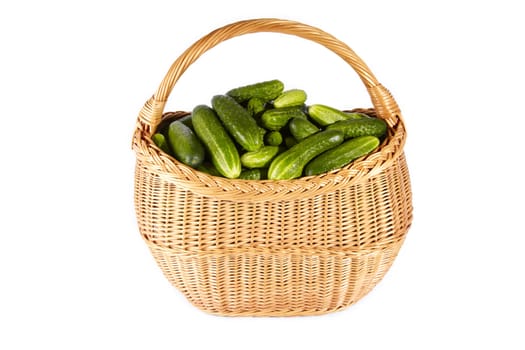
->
[[156, 114, 193, 136], [273, 89, 307, 108], [261, 106, 306, 131], [288, 117, 320, 141], [267, 129, 344, 180], [304, 136, 380, 176], [240, 145, 280, 169], [191, 105, 241, 179], [345, 112, 371, 119], [246, 97, 267, 117], [226, 79, 284, 103], [308, 104, 363, 126], [211, 95, 264, 152], [177, 114, 194, 130], [152, 133, 172, 155], [167, 121, 205, 167], [238, 168, 267, 180], [264, 131, 283, 146], [326, 117, 388, 139]]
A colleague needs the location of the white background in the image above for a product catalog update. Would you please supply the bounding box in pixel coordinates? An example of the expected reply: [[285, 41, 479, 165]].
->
[[1, 0, 524, 349]]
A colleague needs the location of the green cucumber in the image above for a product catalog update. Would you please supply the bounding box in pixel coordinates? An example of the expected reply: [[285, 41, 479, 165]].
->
[[177, 114, 194, 130], [264, 131, 283, 146], [211, 95, 264, 152], [326, 117, 388, 139], [267, 129, 344, 180], [191, 105, 241, 179], [345, 112, 371, 119], [226, 79, 284, 103], [304, 136, 380, 176], [238, 168, 267, 180], [273, 89, 307, 108], [308, 104, 363, 126], [261, 106, 306, 131], [288, 117, 320, 141], [167, 121, 205, 167], [156, 114, 193, 136], [246, 97, 267, 117], [240, 145, 280, 169], [152, 133, 172, 155]]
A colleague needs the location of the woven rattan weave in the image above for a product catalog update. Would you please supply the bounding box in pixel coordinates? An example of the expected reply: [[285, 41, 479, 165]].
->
[[132, 18, 413, 316]]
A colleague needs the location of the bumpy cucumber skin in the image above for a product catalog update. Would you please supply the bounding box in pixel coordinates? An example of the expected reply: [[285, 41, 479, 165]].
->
[[326, 117, 388, 139], [211, 95, 264, 152], [273, 89, 307, 108], [226, 79, 284, 103], [267, 129, 344, 180], [152, 133, 172, 155], [304, 136, 380, 176], [167, 121, 205, 167], [246, 97, 267, 117], [264, 131, 283, 146], [238, 168, 267, 180], [261, 106, 306, 131], [240, 145, 280, 169], [308, 104, 363, 126], [191, 105, 241, 179], [289, 117, 320, 141]]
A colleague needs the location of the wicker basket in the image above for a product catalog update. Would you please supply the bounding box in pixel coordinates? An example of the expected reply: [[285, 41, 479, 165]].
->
[[132, 18, 413, 316]]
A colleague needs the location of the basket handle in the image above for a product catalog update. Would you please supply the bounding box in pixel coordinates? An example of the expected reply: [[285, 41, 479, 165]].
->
[[137, 18, 402, 133]]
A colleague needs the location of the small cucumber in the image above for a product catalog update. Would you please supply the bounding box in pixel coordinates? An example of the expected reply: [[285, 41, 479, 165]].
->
[[326, 117, 388, 139], [157, 114, 194, 136], [191, 105, 241, 179], [167, 121, 205, 167], [152, 133, 172, 155], [264, 131, 283, 146], [177, 114, 194, 130], [308, 104, 363, 126], [226, 79, 284, 103], [267, 129, 344, 180], [261, 106, 306, 131], [246, 97, 267, 117], [304, 136, 380, 176], [240, 145, 280, 169], [238, 168, 267, 180], [211, 95, 264, 152], [288, 117, 320, 141], [273, 89, 307, 108]]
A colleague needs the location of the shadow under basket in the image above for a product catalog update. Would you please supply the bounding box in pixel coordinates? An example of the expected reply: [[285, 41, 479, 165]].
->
[[132, 18, 413, 316]]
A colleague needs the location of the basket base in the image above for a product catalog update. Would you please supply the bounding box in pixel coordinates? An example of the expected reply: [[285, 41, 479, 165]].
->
[[148, 242, 404, 317]]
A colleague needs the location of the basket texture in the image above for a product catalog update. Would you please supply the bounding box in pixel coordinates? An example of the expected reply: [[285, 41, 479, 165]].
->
[[132, 18, 413, 316]]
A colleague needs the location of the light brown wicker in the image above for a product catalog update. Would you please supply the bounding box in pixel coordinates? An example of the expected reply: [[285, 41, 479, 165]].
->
[[132, 18, 413, 316]]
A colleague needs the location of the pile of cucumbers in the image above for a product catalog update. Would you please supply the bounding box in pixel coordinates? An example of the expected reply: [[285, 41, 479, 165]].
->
[[153, 79, 387, 180]]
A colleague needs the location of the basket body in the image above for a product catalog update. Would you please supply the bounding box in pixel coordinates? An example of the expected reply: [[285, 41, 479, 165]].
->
[[135, 141, 411, 316], [132, 19, 413, 316]]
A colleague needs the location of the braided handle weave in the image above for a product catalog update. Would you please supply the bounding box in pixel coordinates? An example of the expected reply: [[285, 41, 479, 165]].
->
[[137, 18, 402, 133]]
